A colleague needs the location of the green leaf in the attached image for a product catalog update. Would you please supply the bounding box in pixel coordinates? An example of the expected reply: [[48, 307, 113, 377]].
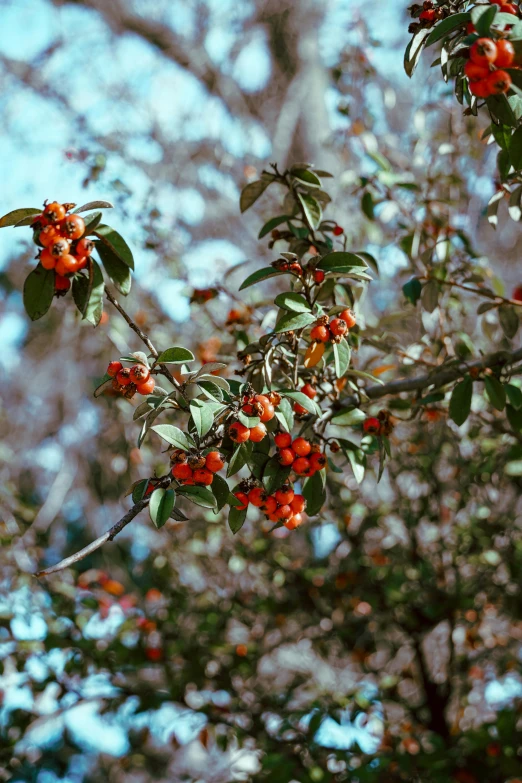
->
[[258, 215, 291, 239], [190, 399, 214, 438], [210, 473, 230, 511], [403, 278, 422, 306], [361, 192, 374, 220], [340, 439, 366, 483], [177, 484, 217, 509], [330, 408, 366, 426], [278, 390, 321, 416], [73, 200, 113, 213], [484, 375, 506, 411], [156, 346, 195, 364], [274, 292, 311, 313], [507, 403, 522, 431], [96, 242, 131, 296], [506, 383, 522, 409], [263, 456, 291, 495], [0, 207, 40, 228], [151, 424, 192, 450], [297, 192, 322, 230], [94, 224, 134, 269], [333, 339, 351, 378], [239, 267, 284, 291], [499, 304, 519, 339], [72, 259, 104, 326], [240, 178, 272, 213], [23, 264, 54, 321], [486, 95, 518, 128], [492, 123, 512, 152], [404, 28, 430, 78], [82, 211, 103, 234], [274, 396, 294, 433], [510, 125, 522, 172], [316, 252, 368, 274], [228, 504, 247, 533], [227, 442, 252, 477], [471, 3, 496, 35], [425, 12, 470, 45], [421, 279, 439, 313], [508, 184, 522, 222], [303, 470, 326, 516], [273, 311, 316, 333], [149, 488, 175, 528], [132, 479, 149, 504], [449, 376, 473, 425], [291, 167, 322, 187]]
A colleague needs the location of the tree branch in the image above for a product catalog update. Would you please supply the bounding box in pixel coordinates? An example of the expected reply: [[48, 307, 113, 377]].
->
[[35, 499, 148, 578]]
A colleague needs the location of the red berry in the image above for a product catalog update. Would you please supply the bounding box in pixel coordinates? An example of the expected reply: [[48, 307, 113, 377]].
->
[[340, 308, 357, 328], [419, 8, 436, 20], [193, 468, 214, 485], [464, 60, 491, 82], [205, 451, 225, 472], [310, 324, 330, 342], [485, 68, 512, 94], [276, 504, 293, 520], [248, 487, 268, 507], [136, 377, 155, 395], [249, 423, 267, 442], [292, 457, 312, 476], [293, 403, 308, 416], [275, 486, 294, 505], [39, 225, 60, 248], [263, 496, 277, 515], [229, 422, 250, 443], [255, 394, 275, 422], [512, 285, 522, 302], [502, 2, 518, 13], [333, 225, 344, 236], [116, 368, 132, 386], [275, 432, 292, 448], [314, 270, 325, 284], [50, 238, 70, 258], [54, 274, 70, 292], [76, 237, 95, 256], [329, 317, 347, 338], [290, 494, 306, 514], [466, 22, 476, 34], [301, 383, 317, 400], [469, 78, 492, 97], [172, 463, 193, 481], [43, 202, 66, 222], [285, 513, 303, 530], [310, 452, 327, 471], [363, 416, 381, 434], [129, 364, 150, 384], [292, 437, 311, 457], [470, 38, 498, 66], [234, 492, 249, 511], [40, 249, 56, 270], [60, 214, 85, 240], [278, 448, 295, 466], [494, 39, 515, 67], [107, 361, 123, 377], [55, 254, 81, 275]]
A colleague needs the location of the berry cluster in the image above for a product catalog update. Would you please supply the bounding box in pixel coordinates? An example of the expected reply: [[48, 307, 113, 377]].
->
[[271, 256, 303, 276], [309, 308, 357, 345], [32, 202, 93, 294], [171, 450, 225, 486], [107, 360, 155, 398], [229, 392, 281, 443], [274, 433, 327, 476], [363, 410, 395, 438], [465, 34, 515, 98], [408, 1, 446, 33], [234, 483, 307, 530]]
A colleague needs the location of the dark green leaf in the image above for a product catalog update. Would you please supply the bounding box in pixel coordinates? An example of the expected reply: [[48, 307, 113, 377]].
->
[[132, 479, 149, 504], [0, 207, 40, 228], [96, 242, 131, 296], [291, 167, 322, 187], [403, 278, 422, 306], [274, 311, 316, 333], [149, 488, 175, 528], [94, 224, 134, 269], [240, 178, 272, 213], [72, 259, 104, 326], [404, 29, 430, 78], [486, 94, 518, 128], [177, 484, 217, 509], [258, 214, 291, 239], [297, 192, 322, 230], [471, 4, 496, 35], [303, 470, 326, 516], [421, 279, 439, 313], [274, 292, 311, 313], [425, 12, 470, 45], [83, 212, 103, 234], [510, 125, 522, 171], [506, 383, 522, 409], [340, 439, 366, 483], [73, 200, 113, 213], [499, 304, 519, 338], [361, 192, 374, 220], [316, 252, 368, 274], [484, 375, 506, 411], [227, 442, 252, 477], [23, 264, 54, 321], [211, 473, 230, 511], [449, 376, 473, 425], [263, 456, 291, 495], [228, 504, 247, 533], [239, 267, 284, 291], [151, 424, 192, 450], [508, 184, 522, 221], [507, 403, 522, 431]]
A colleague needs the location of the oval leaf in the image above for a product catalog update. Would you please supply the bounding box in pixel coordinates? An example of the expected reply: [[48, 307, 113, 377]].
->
[[23, 264, 54, 321], [228, 504, 247, 533], [239, 267, 284, 291], [149, 488, 175, 528], [94, 224, 134, 269], [0, 207, 40, 229], [177, 484, 217, 509], [449, 376, 473, 426], [73, 200, 113, 213], [96, 242, 131, 296], [274, 292, 311, 313], [274, 311, 316, 333], [151, 424, 192, 450]]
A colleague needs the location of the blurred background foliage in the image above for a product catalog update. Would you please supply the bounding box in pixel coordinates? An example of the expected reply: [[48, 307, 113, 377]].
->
[[1, 0, 522, 781]]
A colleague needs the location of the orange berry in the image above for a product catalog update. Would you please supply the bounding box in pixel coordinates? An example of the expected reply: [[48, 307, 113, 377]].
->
[[40, 249, 56, 270], [310, 324, 330, 342], [76, 237, 95, 256], [229, 422, 250, 443], [276, 504, 293, 520], [290, 494, 306, 514], [39, 225, 60, 248], [278, 448, 295, 466], [136, 377, 156, 395], [116, 367, 132, 386], [292, 457, 312, 476], [310, 452, 327, 471], [129, 364, 150, 384], [43, 202, 66, 222], [56, 254, 81, 275], [248, 487, 268, 507], [301, 383, 317, 399], [329, 317, 347, 338], [264, 496, 278, 514], [193, 467, 214, 485], [275, 485, 294, 505], [249, 423, 267, 442], [50, 238, 70, 258], [205, 451, 225, 472], [485, 69, 512, 94], [255, 394, 275, 422], [293, 403, 308, 416], [340, 308, 356, 328], [470, 38, 497, 66], [172, 463, 193, 481], [60, 214, 85, 240], [233, 491, 249, 511], [495, 38, 515, 67], [464, 60, 491, 82], [469, 78, 492, 97], [285, 513, 303, 530], [275, 432, 292, 448], [292, 437, 311, 457], [107, 361, 123, 377]]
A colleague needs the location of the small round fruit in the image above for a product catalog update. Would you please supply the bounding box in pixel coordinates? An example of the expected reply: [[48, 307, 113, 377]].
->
[[419, 8, 436, 20], [229, 422, 250, 443], [340, 308, 357, 328], [50, 238, 70, 258], [172, 463, 193, 481], [293, 403, 308, 416], [129, 364, 150, 384], [494, 39, 515, 67], [513, 285, 522, 302], [502, 2, 518, 13], [363, 416, 381, 434], [310, 452, 327, 471], [290, 494, 306, 514], [310, 324, 330, 342], [255, 394, 275, 422], [55, 274, 71, 292], [278, 448, 295, 466], [486, 69, 512, 94], [470, 38, 498, 66], [116, 368, 132, 386], [275, 432, 292, 448], [464, 59, 489, 83], [61, 214, 85, 239], [301, 383, 317, 399], [264, 496, 278, 514], [107, 361, 123, 377], [329, 317, 348, 338], [292, 457, 312, 476], [248, 487, 268, 507], [205, 451, 225, 472], [75, 255, 88, 270], [275, 485, 294, 505], [43, 202, 66, 222], [40, 249, 56, 270], [194, 467, 214, 485], [292, 437, 311, 457], [469, 78, 492, 97], [75, 237, 95, 256], [267, 512, 279, 522], [276, 504, 293, 520], [136, 377, 156, 395], [314, 270, 325, 284], [234, 491, 249, 511], [56, 254, 80, 275], [285, 514, 303, 530], [333, 224, 344, 235], [39, 225, 60, 248], [249, 423, 267, 442]]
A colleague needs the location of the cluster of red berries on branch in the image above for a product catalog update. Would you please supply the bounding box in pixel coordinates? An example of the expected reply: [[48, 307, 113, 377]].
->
[[309, 308, 357, 345], [107, 360, 155, 398], [229, 392, 281, 443], [274, 433, 327, 477], [408, 1, 447, 32], [234, 483, 307, 530], [171, 450, 225, 486], [465, 33, 515, 98], [363, 410, 395, 438], [32, 202, 93, 293]]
